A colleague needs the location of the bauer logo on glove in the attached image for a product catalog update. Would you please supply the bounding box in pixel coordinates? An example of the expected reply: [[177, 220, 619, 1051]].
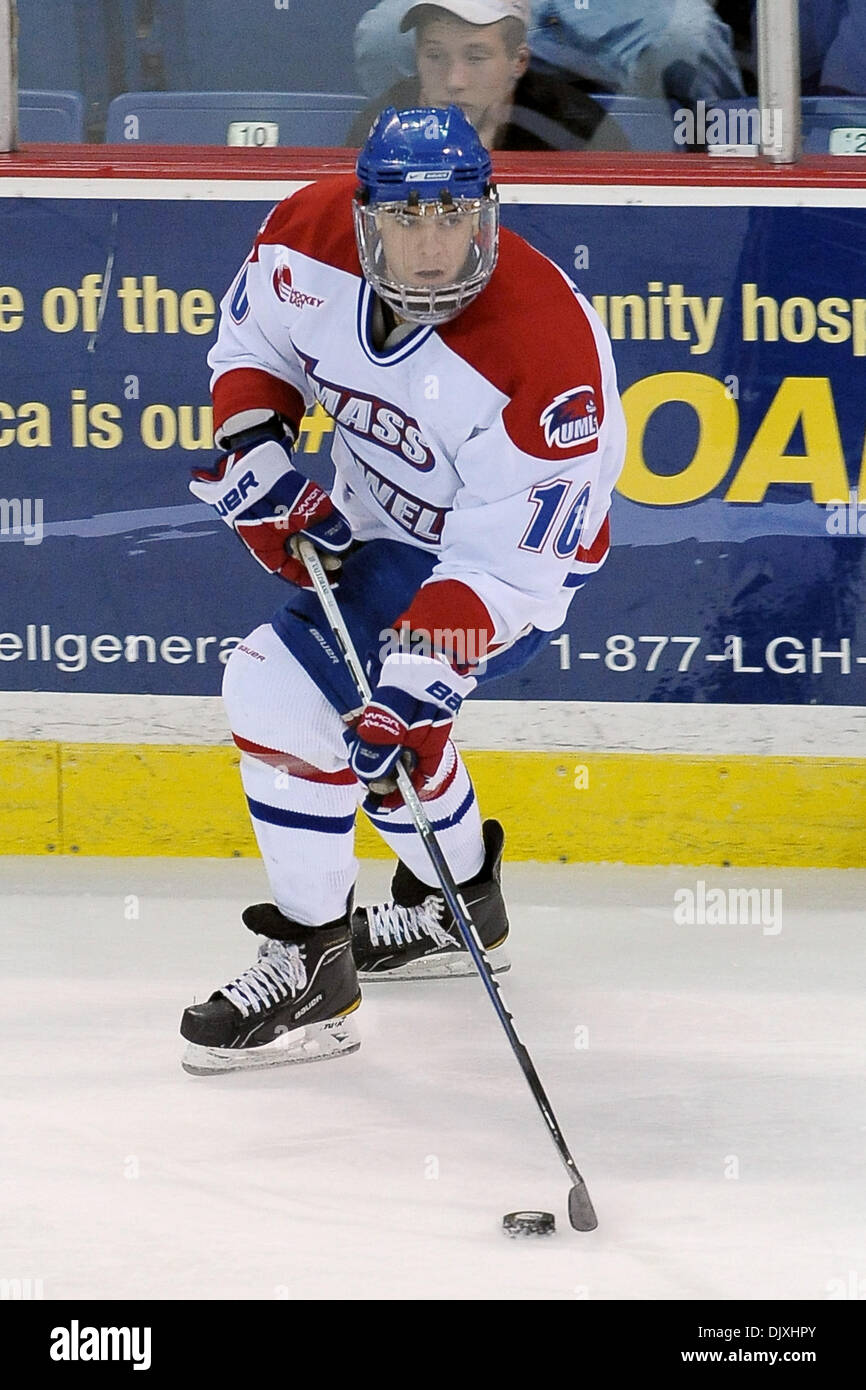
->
[[213, 468, 258, 517], [189, 428, 352, 588]]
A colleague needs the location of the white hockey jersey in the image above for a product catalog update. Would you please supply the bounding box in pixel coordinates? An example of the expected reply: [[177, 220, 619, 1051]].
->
[[208, 175, 626, 650]]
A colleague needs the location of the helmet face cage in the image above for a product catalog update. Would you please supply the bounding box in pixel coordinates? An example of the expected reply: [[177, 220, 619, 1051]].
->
[[354, 189, 499, 326]]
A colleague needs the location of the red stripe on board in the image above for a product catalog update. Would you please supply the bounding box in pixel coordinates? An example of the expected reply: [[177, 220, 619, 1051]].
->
[[4, 149, 866, 190]]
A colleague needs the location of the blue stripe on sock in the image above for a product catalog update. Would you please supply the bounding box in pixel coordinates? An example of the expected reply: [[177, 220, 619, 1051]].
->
[[246, 798, 355, 834], [366, 785, 476, 834]]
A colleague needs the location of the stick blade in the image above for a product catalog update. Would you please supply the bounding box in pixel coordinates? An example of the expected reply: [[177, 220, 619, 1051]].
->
[[568, 1181, 598, 1232]]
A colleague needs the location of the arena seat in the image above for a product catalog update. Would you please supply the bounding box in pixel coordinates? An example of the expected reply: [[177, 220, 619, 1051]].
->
[[680, 97, 866, 156], [142, 0, 368, 95], [801, 96, 866, 154], [104, 91, 369, 146], [587, 95, 678, 152], [16, 0, 110, 139], [17, 1, 92, 93], [18, 92, 86, 144], [17, 1, 371, 139]]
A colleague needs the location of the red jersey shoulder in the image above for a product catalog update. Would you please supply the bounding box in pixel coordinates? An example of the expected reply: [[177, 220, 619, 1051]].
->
[[439, 229, 606, 462], [252, 174, 360, 276]]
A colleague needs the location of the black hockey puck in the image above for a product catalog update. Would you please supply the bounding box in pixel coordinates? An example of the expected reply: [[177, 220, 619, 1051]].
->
[[502, 1210, 556, 1237]]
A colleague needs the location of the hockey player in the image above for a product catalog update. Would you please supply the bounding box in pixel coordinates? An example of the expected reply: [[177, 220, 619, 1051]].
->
[[179, 105, 625, 1075]]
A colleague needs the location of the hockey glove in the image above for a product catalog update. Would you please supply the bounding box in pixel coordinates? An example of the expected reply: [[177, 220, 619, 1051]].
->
[[345, 653, 476, 808], [189, 430, 351, 587]]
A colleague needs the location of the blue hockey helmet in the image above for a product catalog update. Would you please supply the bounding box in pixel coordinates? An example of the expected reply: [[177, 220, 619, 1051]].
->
[[354, 106, 499, 325]]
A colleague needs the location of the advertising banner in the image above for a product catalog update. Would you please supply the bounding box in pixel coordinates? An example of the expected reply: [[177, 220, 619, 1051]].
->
[[2, 189, 865, 704]]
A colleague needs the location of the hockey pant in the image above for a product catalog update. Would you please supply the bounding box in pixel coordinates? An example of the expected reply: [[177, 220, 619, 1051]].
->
[[222, 622, 485, 925], [224, 540, 552, 925]]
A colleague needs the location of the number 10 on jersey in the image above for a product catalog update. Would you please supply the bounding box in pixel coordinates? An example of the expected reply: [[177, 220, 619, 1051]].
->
[[520, 481, 591, 559]]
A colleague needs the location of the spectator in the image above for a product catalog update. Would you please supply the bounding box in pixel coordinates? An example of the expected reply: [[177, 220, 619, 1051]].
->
[[355, 0, 745, 106], [713, 2, 756, 94], [733, 2, 866, 97], [795, 1, 866, 95], [347, 0, 629, 151]]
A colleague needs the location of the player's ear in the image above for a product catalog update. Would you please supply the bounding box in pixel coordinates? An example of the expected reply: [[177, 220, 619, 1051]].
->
[[513, 43, 530, 81]]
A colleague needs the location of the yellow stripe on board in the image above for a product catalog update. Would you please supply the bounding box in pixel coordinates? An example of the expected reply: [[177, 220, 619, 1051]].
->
[[0, 742, 863, 867], [0, 742, 61, 853]]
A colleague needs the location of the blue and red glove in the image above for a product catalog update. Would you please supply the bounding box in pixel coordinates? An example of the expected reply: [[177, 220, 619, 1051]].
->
[[345, 653, 476, 808], [189, 429, 351, 587]]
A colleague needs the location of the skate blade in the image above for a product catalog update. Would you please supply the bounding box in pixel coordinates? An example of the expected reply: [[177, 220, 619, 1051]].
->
[[181, 1012, 361, 1075], [359, 943, 510, 982]]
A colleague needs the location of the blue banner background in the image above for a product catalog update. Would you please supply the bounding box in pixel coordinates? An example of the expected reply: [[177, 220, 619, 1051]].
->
[[1, 194, 864, 702]]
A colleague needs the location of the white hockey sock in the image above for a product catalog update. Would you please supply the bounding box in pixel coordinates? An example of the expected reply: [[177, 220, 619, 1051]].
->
[[364, 746, 485, 888], [223, 624, 359, 927], [238, 751, 358, 926]]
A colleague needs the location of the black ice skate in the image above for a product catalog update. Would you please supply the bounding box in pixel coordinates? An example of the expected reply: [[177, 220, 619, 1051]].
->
[[180, 904, 361, 1074], [352, 819, 510, 980]]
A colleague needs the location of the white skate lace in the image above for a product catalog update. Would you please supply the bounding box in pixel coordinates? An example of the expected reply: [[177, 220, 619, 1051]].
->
[[365, 896, 457, 950], [219, 939, 308, 1018]]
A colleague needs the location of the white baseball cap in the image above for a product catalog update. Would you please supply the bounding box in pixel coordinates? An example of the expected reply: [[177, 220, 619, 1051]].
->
[[400, 1, 530, 33]]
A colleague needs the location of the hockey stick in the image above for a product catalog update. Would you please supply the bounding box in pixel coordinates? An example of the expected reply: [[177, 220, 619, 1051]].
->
[[297, 537, 598, 1232]]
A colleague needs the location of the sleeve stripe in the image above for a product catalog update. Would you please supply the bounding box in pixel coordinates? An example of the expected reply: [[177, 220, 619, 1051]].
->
[[399, 579, 497, 667], [575, 513, 610, 566], [212, 368, 306, 438]]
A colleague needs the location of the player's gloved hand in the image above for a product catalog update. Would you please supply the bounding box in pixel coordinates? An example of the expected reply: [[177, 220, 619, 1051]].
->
[[189, 430, 352, 587], [345, 653, 476, 808]]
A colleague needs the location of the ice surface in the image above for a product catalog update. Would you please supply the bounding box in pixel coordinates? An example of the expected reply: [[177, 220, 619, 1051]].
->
[[2, 855, 864, 1302]]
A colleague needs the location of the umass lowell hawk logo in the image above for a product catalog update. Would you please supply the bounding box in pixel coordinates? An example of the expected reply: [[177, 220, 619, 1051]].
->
[[540, 386, 599, 449]]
